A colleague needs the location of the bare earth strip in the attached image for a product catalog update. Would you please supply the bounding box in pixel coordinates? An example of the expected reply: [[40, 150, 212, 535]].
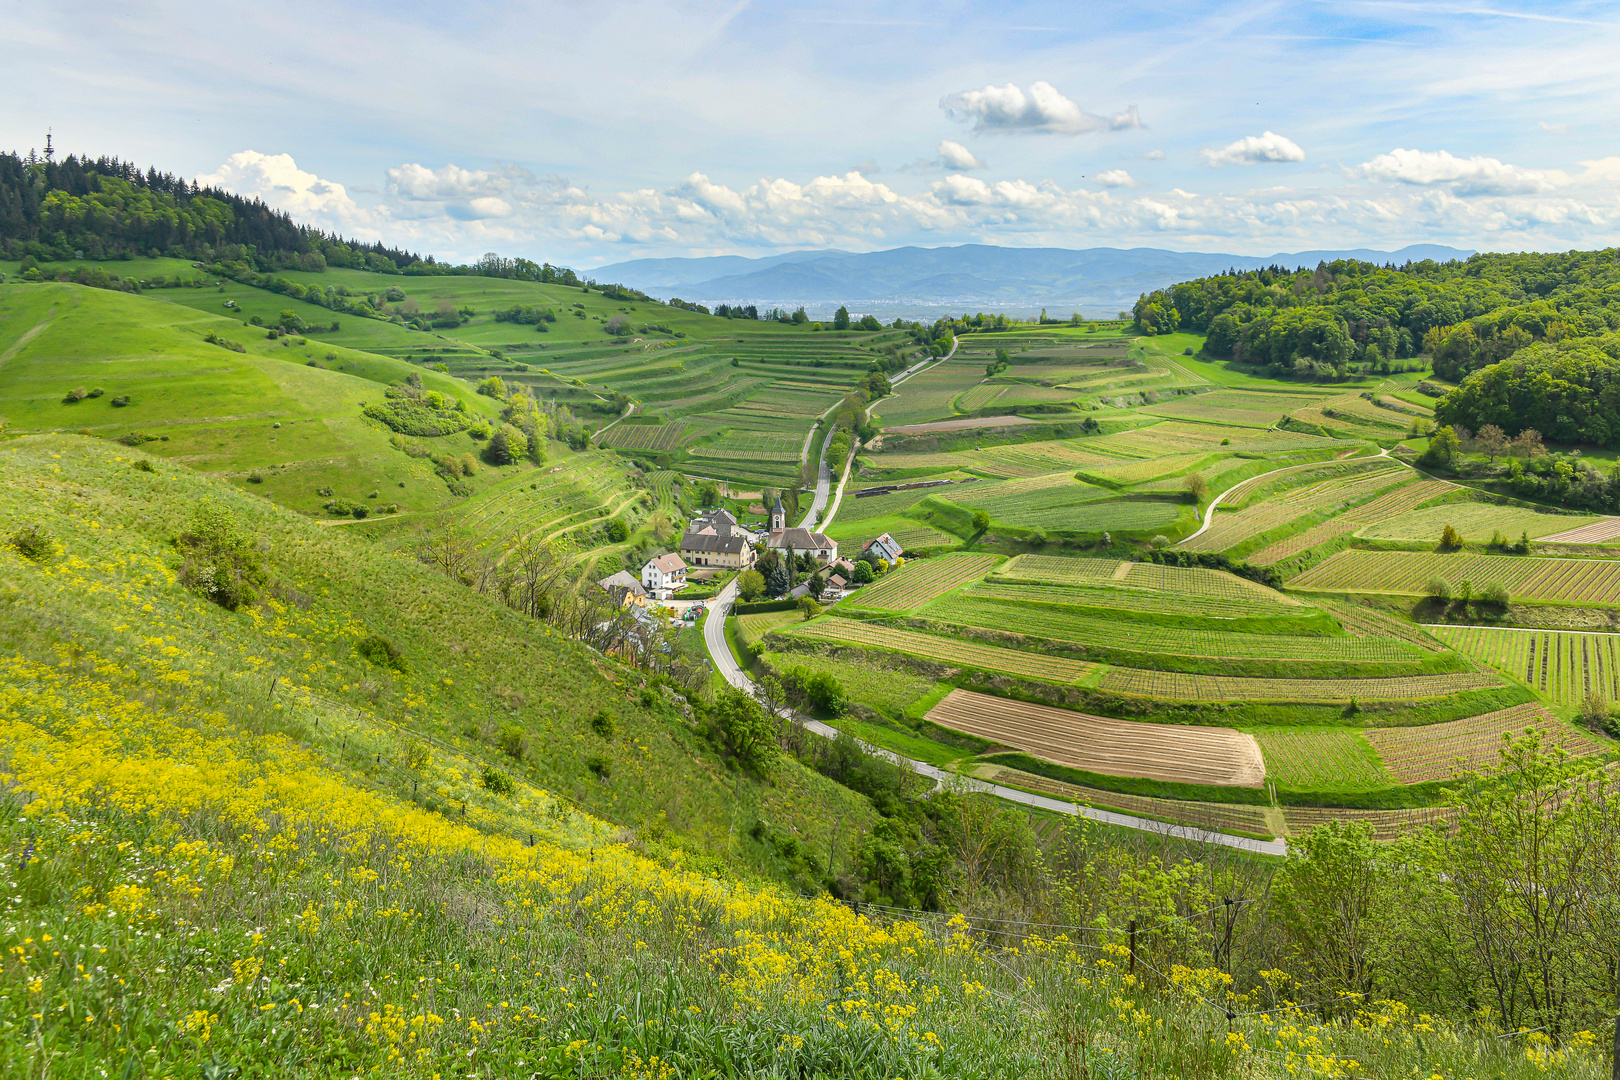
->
[[926, 688, 1266, 787], [1538, 517, 1620, 544], [885, 414, 1037, 434]]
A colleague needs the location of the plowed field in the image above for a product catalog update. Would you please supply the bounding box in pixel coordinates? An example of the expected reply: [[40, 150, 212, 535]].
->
[[926, 689, 1265, 786]]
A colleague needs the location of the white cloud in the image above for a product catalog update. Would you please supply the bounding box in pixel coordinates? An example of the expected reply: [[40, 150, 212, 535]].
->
[[1143, 149, 1165, 160], [1356, 148, 1556, 195], [386, 162, 501, 200], [937, 139, 985, 170], [940, 80, 1141, 135], [1539, 120, 1569, 135], [1094, 169, 1136, 188], [1200, 132, 1306, 167], [196, 151, 367, 232]]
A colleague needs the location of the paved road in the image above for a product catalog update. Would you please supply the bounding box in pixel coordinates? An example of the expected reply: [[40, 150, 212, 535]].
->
[[799, 425, 838, 529], [819, 439, 859, 531], [702, 580, 1288, 857]]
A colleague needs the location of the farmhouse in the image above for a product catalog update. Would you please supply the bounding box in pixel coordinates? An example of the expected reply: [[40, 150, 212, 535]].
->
[[865, 532, 903, 563], [680, 508, 757, 570], [640, 552, 687, 599]]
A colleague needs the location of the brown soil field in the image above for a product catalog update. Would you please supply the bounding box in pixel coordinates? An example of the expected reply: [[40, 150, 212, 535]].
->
[[927, 688, 1265, 787]]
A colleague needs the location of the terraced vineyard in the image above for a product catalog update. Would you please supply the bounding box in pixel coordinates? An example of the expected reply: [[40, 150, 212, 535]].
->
[[993, 555, 1133, 585], [458, 455, 636, 549], [1355, 502, 1599, 543], [923, 594, 1421, 663], [1291, 550, 1620, 605], [1365, 703, 1606, 783], [1538, 517, 1620, 544], [967, 580, 1286, 620], [1253, 730, 1388, 790], [1280, 805, 1455, 842], [594, 420, 688, 451], [780, 618, 1093, 683], [1430, 625, 1620, 705], [1098, 668, 1502, 703], [1248, 479, 1454, 565], [927, 690, 1266, 786], [843, 553, 1001, 610]]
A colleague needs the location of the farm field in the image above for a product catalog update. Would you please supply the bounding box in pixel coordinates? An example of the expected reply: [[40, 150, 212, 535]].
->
[[736, 609, 801, 647], [778, 618, 1094, 683], [1290, 550, 1620, 605], [1537, 517, 1620, 544], [842, 552, 1001, 611], [968, 579, 1294, 620], [974, 764, 1276, 837], [1252, 729, 1389, 791], [1355, 502, 1600, 543], [1365, 703, 1608, 783], [927, 690, 1266, 786], [1280, 805, 1455, 842], [1098, 668, 1502, 703], [1247, 479, 1454, 565], [1429, 625, 1620, 705], [923, 594, 1423, 664], [1139, 388, 1330, 428]]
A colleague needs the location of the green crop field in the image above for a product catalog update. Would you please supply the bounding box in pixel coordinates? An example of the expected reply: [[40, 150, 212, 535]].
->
[[780, 618, 1094, 683], [1291, 550, 1620, 605], [843, 552, 1001, 610], [1253, 729, 1390, 791], [1098, 668, 1502, 703], [1429, 625, 1620, 705], [1355, 502, 1601, 543]]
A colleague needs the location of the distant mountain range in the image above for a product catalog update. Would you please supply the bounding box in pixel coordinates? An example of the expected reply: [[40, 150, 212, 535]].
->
[[590, 243, 1475, 320]]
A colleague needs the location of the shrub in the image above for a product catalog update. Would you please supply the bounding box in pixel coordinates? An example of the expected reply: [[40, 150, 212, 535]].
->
[[354, 633, 408, 672], [497, 724, 528, 760], [603, 518, 630, 543], [131, 458, 154, 473], [10, 524, 56, 563], [481, 766, 515, 795], [586, 754, 612, 780], [110, 395, 131, 407], [1578, 692, 1611, 734], [176, 501, 267, 610], [1482, 582, 1510, 607], [1425, 577, 1452, 602], [88, 387, 105, 398], [589, 709, 615, 739], [63, 386, 89, 403], [1438, 524, 1463, 551], [404, 741, 431, 771], [351, 505, 369, 520]]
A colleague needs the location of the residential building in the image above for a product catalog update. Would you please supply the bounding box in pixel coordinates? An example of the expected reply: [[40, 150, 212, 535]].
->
[[767, 525, 838, 564], [679, 507, 758, 570], [866, 532, 903, 563], [597, 570, 648, 607], [640, 552, 687, 598]]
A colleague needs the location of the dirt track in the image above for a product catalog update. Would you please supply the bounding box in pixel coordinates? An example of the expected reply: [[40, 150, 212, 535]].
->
[[926, 689, 1266, 787]]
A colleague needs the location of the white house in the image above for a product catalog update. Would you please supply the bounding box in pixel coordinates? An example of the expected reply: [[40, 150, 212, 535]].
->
[[641, 552, 688, 598], [866, 532, 904, 563], [767, 526, 838, 564]]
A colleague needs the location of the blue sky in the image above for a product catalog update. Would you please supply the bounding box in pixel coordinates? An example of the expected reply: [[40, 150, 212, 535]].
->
[[5, 0, 1620, 266]]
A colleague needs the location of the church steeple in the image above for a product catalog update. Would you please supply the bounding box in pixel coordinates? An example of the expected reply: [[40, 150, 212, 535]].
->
[[770, 494, 786, 532]]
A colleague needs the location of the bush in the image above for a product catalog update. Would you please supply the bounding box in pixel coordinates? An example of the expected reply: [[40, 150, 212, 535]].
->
[[586, 754, 612, 780], [63, 386, 89, 403], [1438, 524, 1463, 551], [9, 524, 56, 563], [603, 518, 630, 542], [110, 395, 131, 407], [131, 458, 154, 473], [355, 633, 408, 672], [175, 501, 267, 611], [589, 709, 615, 739], [497, 724, 528, 760], [481, 766, 515, 795], [1425, 578, 1452, 602], [404, 741, 430, 771], [1482, 582, 1510, 607]]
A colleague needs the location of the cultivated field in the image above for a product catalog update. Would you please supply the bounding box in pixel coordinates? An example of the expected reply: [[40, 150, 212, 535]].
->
[[780, 619, 1093, 683], [975, 765, 1276, 837], [1253, 729, 1388, 790], [1430, 625, 1620, 705], [1280, 805, 1455, 842], [1098, 668, 1501, 703], [968, 580, 1283, 620], [927, 689, 1266, 786], [1290, 550, 1620, 605], [1355, 502, 1600, 543], [1537, 517, 1620, 544], [843, 553, 1000, 610], [1365, 703, 1607, 783]]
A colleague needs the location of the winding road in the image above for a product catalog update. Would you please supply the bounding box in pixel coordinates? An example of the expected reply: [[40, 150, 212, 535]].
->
[[701, 579, 1287, 857]]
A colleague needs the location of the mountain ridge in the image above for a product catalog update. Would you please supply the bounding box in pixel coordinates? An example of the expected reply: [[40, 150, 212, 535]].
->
[[590, 242, 1475, 318]]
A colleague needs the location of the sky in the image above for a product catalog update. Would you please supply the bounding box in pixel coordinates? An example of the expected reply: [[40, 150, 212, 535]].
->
[[6, 0, 1620, 269]]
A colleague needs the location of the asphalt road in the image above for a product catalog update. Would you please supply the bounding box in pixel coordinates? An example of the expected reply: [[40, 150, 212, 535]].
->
[[799, 424, 838, 529], [701, 580, 1288, 857]]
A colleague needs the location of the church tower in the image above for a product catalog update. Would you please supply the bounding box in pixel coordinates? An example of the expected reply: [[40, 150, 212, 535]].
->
[[770, 494, 786, 532]]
